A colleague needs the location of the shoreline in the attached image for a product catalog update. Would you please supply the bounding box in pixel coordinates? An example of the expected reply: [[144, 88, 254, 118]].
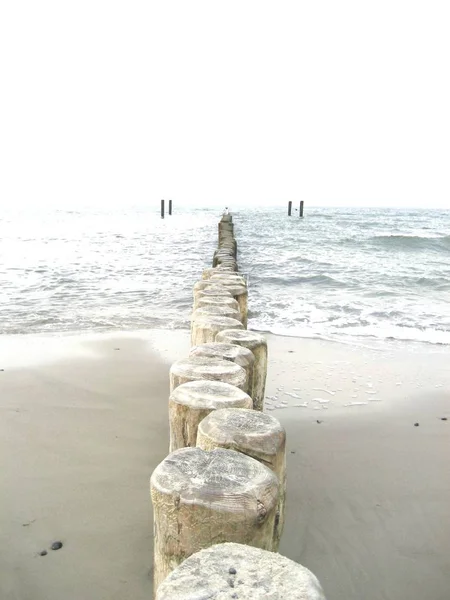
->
[[1, 323, 449, 355], [2, 328, 449, 416]]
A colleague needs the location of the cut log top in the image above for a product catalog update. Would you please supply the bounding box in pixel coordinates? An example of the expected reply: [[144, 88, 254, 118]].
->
[[197, 296, 240, 310], [191, 315, 244, 330], [193, 306, 241, 321], [155, 542, 326, 600], [151, 447, 278, 514], [207, 280, 247, 295], [202, 267, 236, 280], [210, 274, 246, 286], [170, 357, 246, 386], [199, 408, 285, 457], [196, 288, 233, 298], [215, 282, 248, 296], [169, 380, 252, 410], [193, 282, 233, 295], [216, 328, 267, 350], [190, 342, 255, 368]]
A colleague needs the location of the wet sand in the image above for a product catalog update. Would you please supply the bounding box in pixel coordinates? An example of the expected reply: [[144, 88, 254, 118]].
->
[[1, 330, 449, 599], [265, 336, 450, 600]]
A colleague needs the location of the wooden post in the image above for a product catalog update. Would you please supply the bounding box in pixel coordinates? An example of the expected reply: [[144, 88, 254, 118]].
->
[[300, 200, 304, 217], [191, 314, 244, 346], [206, 282, 248, 327], [194, 288, 234, 310], [215, 329, 268, 410], [161, 199, 165, 219], [189, 342, 255, 395], [168, 199, 172, 215], [197, 407, 286, 550], [193, 305, 242, 323], [202, 265, 236, 281], [168, 380, 253, 451], [196, 296, 239, 312], [210, 273, 246, 287], [155, 543, 327, 600], [169, 356, 247, 394], [150, 448, 279, 592], [288, 200, 292, 216], [193, 281, 234, 294], [213, 249, 237, 265], [202, 266, 239, 280]]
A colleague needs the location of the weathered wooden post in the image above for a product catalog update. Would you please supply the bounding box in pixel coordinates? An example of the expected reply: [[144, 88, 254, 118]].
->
[[197, 407, 286, 549], [169, 380, 252, 451], [196, 296, 240, 312], [193, 282, 234, 309], [210, 273, 246, 287], [160, 199, 165, 219], [150, 448, 279, 592], [155, 543, 327, 600], [288, 200, 292, 216], [201, 267, 218, 280], [202, 266, 239, 280], [169, 356, 247, 393], [168, 199, 172, 215], [191, 314, 244, 346], [189, 342, 255, 394], [193, 281, 234, 294], [300, 200, 304, 217], [213, 258, 238, 271], [207, 282, 248, 327], [215, 329, 267, 410], [192, 305, 242, 323], [194, 288, 234, 309]]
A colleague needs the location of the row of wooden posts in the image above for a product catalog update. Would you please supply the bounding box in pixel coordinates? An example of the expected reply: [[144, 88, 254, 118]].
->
[[150, 214, 326, 598]]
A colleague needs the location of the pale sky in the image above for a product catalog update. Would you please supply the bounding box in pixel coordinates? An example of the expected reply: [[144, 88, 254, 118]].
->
[[1, 1, 449, 210]]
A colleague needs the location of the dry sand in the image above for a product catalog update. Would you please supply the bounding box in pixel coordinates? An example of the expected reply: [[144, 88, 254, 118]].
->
[[1, 330, 449, 600]]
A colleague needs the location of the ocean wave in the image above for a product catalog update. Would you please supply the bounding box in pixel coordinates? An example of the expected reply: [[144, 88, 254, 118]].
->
[[333, 324, 450, 346], [370, 234, 450, 251], [413, 276, 450, 290], [250, 321, 450, 346], [261, 274, 347, 288], [306, 213, 335, 219]]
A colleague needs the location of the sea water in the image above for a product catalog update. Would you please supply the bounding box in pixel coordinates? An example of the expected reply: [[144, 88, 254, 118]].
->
[[1, 205, 449, 345]]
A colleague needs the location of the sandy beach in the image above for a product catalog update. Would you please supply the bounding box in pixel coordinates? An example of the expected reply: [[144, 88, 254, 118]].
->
[[1, 330, 449, 600]]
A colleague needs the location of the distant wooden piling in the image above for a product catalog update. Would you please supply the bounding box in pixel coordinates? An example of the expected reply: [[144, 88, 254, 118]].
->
[[300, 200, 304, 217], [288, 201, 292, 216], [169, 200, 172, 215], [161, 199, 165, 219]]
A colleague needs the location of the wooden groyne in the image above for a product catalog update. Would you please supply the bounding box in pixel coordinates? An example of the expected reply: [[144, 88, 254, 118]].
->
[[150, 213, 326, 598]]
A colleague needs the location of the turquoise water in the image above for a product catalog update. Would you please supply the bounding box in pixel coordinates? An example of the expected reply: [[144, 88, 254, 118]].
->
[[1, 206, 449, 345]]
